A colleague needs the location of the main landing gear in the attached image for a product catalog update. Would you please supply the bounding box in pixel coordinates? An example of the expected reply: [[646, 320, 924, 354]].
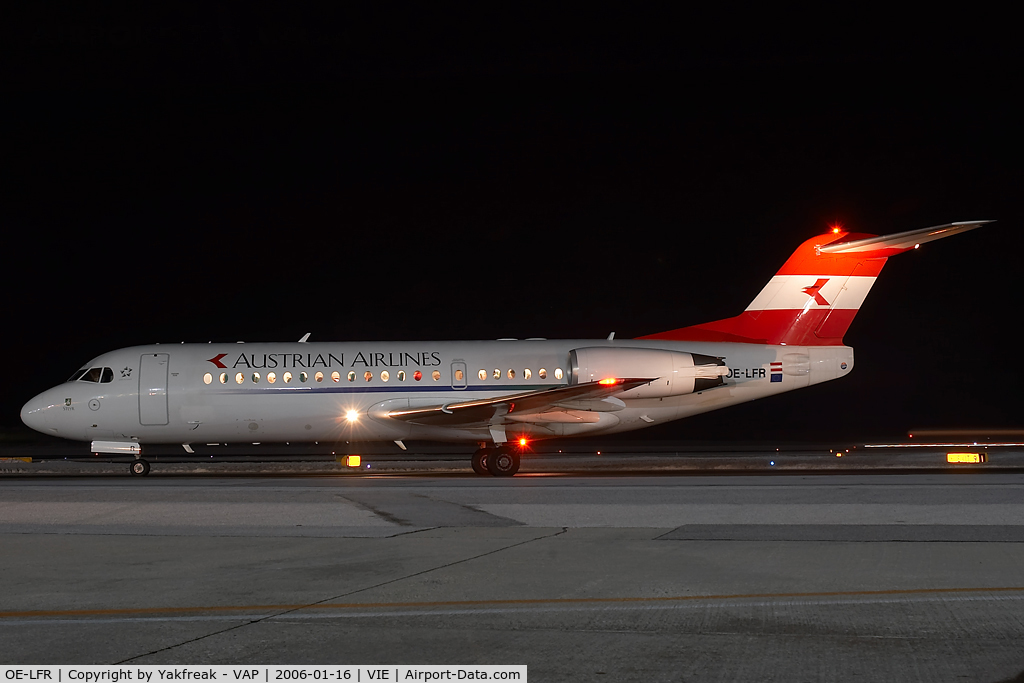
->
[[130, 459, 151, 476], [471, 445, 521, 477]]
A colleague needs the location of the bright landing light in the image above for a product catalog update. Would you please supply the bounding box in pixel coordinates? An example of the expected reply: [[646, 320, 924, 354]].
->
[[345, 410, 360, 422]]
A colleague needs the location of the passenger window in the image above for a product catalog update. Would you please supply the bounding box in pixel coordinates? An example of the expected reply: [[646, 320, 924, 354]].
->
[[252, 372, 260, 383], [300, 372, 308, 383], [493, 368, 500, 380], [331, 371, 340, 383], [220, 373, 228, 384], [455, 369, 464, 381], [381, 370, 390, 382], [397, 370, 406, 381], [507, 369, 515, 379], [539, 368, 548, 379], [414, 370, 422, 381], [432, 370, 441, 381], [267, 372, 277, 384], [478, 369, 487, 381], [203, 373, 213, 385], [283, 372, 292, 383], [68, 369, 88, 382], [524, 368, 532, 379], [236, 372, 245, 384], [100, 367, 114, 383], [348, 371, 356, 382], [315, 371, 324, 383], [555, 368, 563, 380], [364, 371, 373, 382]]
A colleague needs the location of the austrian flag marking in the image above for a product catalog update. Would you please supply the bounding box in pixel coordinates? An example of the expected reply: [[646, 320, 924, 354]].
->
[[770, 361, 783, 383]]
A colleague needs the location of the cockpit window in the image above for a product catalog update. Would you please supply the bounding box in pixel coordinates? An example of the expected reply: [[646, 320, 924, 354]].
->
[[68, 369, 88, 382], [100, 367, 113, 383], [79, 368, 103, 382]]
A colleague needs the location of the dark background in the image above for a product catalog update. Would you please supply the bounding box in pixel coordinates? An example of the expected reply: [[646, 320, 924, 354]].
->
[[3, 8, 1021, 443]]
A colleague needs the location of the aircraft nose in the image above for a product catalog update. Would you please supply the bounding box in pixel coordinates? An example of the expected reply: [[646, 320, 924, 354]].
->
[[21, 391, 57, 435]]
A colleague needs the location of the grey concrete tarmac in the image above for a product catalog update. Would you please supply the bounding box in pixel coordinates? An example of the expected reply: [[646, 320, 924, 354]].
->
[[2, 473, 1024, 682]]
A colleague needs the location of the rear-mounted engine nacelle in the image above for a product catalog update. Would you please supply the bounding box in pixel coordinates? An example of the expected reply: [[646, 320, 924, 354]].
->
[[568, 347, 728, 398]]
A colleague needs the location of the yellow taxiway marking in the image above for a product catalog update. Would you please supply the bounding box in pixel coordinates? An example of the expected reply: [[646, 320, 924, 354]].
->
[[3, 586, 1024, 619]]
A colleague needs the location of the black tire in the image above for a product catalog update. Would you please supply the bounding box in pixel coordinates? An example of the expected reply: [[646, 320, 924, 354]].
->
[[471, 449, 491, 476], [130, 459, 151, 476], [487, 446, 520, 477]]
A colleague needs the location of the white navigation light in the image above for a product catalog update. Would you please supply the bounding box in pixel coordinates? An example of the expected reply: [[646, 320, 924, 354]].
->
[[346, 410, 360, 422]]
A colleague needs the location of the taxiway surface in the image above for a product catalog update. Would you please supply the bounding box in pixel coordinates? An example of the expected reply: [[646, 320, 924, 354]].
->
[[2, 472, 1024, 681]]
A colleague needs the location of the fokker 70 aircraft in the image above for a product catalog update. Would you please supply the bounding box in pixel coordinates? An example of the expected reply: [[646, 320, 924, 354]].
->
[[21, 221, 989, 476]]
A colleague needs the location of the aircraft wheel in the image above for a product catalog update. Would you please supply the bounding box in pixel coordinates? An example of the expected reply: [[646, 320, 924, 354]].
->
[[471, 448, 491, 476], [487, 446, 520, 477], [130, 459, 151, 476]]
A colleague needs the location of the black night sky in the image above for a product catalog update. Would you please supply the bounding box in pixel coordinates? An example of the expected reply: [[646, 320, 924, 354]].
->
[[4, 8, 1022, 443]]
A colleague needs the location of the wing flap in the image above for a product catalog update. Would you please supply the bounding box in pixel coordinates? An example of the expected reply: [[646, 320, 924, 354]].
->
[[386, 378, 655, 426]]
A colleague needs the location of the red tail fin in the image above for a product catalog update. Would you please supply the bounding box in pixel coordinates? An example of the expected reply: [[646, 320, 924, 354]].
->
[[639, 221, 990, 346]]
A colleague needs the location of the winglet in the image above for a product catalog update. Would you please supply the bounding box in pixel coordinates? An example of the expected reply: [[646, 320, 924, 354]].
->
[[298, 332, 311, 343]]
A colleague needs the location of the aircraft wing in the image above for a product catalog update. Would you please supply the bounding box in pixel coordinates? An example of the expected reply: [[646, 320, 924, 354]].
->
[[386, 378, 655, 427]]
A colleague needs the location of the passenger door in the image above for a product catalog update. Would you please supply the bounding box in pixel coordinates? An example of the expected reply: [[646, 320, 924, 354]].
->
[[139, 353, 169, 425]]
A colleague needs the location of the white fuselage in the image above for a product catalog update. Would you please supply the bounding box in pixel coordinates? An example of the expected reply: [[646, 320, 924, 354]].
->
[[21, 339, 854, 447]]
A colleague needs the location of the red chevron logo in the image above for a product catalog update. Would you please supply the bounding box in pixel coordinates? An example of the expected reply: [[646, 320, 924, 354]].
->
[[207, 353, 228, 368], [801, 278, 830, 305]]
